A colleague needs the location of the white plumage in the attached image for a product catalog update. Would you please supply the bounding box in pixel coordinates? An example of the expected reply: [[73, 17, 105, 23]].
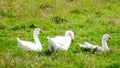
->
[[17, 28, 43, 52], [47, 30, 74, 52], [79, 34, 111, 52]]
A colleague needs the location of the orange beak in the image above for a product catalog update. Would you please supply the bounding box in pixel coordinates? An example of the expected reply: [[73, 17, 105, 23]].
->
[[39, 30, 44, 33]]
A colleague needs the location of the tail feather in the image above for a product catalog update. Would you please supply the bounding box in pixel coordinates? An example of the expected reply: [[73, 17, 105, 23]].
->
[[47, 37, 58, 52], [16, 37, 20, 42], [84, 42, 99, 49], [16, 37, 21, 48], [47, 37, 49, 39], [79, 44, 87, 48], [47, 37, 55, 52], [84, 42, 93, 46], [47, 37, 51, 39]]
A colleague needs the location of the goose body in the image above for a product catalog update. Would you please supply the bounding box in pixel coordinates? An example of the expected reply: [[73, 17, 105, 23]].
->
[[17, 28, 43, 52], [47, 30, 74, 52], [79, 34, 111, 52]]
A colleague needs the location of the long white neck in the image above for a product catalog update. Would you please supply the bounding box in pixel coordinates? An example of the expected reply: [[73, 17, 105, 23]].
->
[[65, 35, 72, 42], [33, 33, 42, 51], [33, 33, 41, 45], [102, 39, 109, 51], [65, 36, 72, 51]]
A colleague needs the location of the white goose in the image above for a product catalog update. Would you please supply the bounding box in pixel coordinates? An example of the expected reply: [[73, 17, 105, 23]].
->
[[17, 28, 43, 52], [79, 34, 111, 52], [47, 30, 74, 52]]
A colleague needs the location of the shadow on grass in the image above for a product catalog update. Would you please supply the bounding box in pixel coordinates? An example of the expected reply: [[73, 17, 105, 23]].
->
[[37, 49, 53, 57]]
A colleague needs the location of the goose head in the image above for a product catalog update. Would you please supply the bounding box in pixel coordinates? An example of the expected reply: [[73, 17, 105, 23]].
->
[[65, 30, 74, 42], [102, 34, 111, 41], [33, 28, 43, 35]]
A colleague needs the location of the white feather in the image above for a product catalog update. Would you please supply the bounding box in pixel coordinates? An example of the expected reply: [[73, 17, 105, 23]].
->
[[17, 28, 43, 52], [47, 30, 74, 52], [79, 34, 111, 52]]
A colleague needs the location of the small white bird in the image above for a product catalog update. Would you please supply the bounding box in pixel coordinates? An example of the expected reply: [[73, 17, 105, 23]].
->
[[79, 34, 111, 52], [17, 28, 43, 52], [47, 30, 74, 52]]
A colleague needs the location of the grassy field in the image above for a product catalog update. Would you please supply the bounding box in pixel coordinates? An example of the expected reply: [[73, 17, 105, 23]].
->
[[0, 0, 120, 68]]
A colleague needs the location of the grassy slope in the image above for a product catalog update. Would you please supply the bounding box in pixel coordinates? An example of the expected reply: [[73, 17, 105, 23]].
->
[[0, 0, 120, 68]]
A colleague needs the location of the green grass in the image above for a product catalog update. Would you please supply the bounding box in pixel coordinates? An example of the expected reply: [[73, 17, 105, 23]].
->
[[0, 0, 120, 68]]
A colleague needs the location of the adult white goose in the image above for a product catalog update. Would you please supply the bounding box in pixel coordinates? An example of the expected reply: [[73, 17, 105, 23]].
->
[[17, 28, 43, 52], [79, 34, 111, 52], [47, 30, 74, 52]]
